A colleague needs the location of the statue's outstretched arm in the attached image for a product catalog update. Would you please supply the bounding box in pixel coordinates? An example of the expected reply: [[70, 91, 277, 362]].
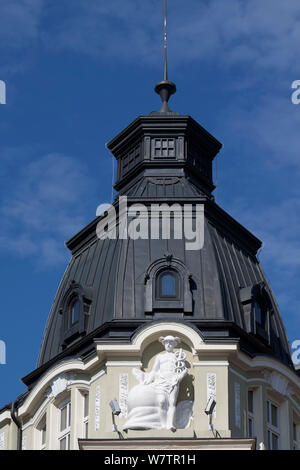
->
[[132, 368, 145, 383]]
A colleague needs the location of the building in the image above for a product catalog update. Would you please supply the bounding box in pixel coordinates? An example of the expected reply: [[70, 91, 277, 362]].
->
[[0, 65, 300, 451]]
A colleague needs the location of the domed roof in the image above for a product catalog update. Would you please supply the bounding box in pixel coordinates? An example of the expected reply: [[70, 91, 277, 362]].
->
[[35, 198, 291, 368], [29, 111, 293, 385]]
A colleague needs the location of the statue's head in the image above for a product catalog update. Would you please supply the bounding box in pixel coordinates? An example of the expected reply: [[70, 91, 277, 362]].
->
[[159, 335, 180, 352]]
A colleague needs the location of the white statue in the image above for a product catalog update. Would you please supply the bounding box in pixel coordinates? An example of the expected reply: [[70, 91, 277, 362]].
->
[[123, 335, 188, 431]]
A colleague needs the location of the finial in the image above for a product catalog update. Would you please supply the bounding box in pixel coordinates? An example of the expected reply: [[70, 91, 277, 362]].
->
[[155, 0, 176, 113]]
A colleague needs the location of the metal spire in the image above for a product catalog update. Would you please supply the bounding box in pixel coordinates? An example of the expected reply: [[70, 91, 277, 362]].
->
[[164, 0, 168, 81], [155, 0, 176, 113]]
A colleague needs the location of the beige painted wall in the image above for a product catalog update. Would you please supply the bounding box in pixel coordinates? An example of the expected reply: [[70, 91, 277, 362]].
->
[[1, 323, 299, 450]]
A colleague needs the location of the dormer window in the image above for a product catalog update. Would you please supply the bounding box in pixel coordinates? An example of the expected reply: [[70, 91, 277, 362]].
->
[[144, 256, 193, 315], [240, 282, 271, 343], [59, 281, 93, 348]]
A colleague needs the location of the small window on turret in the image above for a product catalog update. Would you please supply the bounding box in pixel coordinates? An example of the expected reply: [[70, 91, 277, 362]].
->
[[153, 138, 175, 158]]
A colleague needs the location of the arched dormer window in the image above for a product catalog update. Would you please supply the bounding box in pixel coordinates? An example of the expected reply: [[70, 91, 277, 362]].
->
[[59, 281, 93, 348], [144, 255, 193, 315]]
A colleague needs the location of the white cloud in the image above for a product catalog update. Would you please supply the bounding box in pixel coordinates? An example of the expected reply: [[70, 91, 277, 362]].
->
[[0, 0, 44, 48], [169, 0, 300, 72], [222, 93, 300, 169], [0, 0, 44, 75], [39, 0, 300, 74], [41, 0, 160, 62], [0, 151, 91, 267], [227, 196, 300, 268], [1, 1, 300, 76]]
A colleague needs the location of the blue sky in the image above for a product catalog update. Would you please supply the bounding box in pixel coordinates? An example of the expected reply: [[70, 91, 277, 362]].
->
[[0, 0, 300, 407]]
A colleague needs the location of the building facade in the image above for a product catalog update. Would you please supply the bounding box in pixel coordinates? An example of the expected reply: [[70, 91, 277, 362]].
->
[[0, 78, 299, 451]]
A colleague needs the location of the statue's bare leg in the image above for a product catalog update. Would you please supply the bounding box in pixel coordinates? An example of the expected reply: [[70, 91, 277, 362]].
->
[[157, 393, 167, 428], [166, 387, 178, 431]]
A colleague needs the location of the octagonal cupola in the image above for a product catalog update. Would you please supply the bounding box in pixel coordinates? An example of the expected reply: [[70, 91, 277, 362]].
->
[[107, 113, 222, 198]]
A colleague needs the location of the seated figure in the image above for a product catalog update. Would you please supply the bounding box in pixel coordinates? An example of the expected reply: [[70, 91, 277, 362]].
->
[[123, 335, 188, 431]]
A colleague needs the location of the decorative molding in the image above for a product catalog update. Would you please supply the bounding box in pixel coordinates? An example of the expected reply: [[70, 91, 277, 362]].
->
[[79, 437, 256, 451], [46, 374, 74, 399], [18, 357, 98, 417], [65, 379, 89, 387], [22, 400, 50, 432], [230, 368, 248, 382], [106, 362, 142, 367], [235, 351, 300, 393], [119, 374, 129, 418], [95, 385, 101, 431], [0, 410, 10, 423], [234, 382, 241, 429], [193, 361, 229, 367], [90, 369, 106, 384], [96, 322, 205, 359], [0, 432, 4, 450], [289, 395, 300, 415], [207, 373, 217, 418], [230, 368, 269, 385], [18, 358, 106, 422], [263, 370, 293, 397]]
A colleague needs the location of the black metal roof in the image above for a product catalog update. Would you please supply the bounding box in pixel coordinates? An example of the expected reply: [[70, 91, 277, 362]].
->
[[35, 110, 293, 378]]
